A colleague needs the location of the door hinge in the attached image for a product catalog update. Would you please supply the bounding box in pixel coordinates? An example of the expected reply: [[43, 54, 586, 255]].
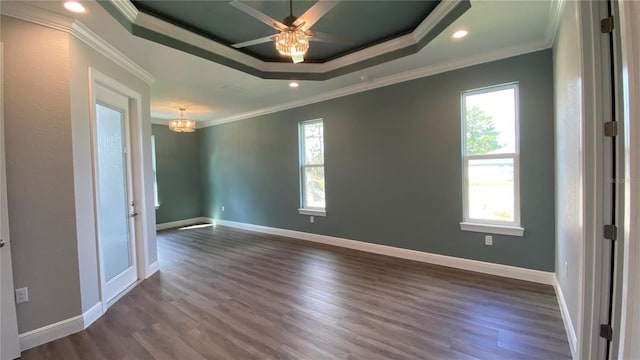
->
[[601, 16, 614, 33], [604, 121, 619, 137], [604, 224, 618, 241], [600, 324, 613, 341]]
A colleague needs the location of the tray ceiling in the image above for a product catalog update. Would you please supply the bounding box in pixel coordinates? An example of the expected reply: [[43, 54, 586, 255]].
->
[[98, 0, 471, 80]]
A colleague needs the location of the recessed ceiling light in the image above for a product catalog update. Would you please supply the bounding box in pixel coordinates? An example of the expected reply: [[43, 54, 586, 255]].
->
[[452, 30, 468, 39], [63, 1, 85, 13], [289, 82, 299, 88]]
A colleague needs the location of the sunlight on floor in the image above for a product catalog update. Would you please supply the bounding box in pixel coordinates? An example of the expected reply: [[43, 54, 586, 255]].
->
[[179, 223, 214, 230]]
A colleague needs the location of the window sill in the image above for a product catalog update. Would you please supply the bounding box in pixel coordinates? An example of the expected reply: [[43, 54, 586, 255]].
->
[[298, 208, 326, 217], [460, 222, 525, 237]]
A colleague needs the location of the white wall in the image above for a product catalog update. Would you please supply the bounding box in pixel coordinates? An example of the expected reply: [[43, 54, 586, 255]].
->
[[1, 16, 83, 333], [553, 1, 583, 354]]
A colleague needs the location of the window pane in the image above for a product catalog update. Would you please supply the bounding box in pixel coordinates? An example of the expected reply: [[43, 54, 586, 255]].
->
[[151, 135, 159, 207], [304, 166, 325, 208], [465, 87, 516, 155], [468, 158, 514, 222], [303, 122, 324, 165], [95, 104, 131, 281]]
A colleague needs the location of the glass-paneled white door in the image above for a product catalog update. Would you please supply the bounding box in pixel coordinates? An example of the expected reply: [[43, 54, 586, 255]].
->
[[94, 84, 137, 304]]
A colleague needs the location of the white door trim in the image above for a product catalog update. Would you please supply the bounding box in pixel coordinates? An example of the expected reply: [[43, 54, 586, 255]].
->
[[88, 68, 150, 312]]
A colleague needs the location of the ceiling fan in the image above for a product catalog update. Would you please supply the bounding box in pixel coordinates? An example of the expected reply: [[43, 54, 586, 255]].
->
[[229, 0, 344, 63]]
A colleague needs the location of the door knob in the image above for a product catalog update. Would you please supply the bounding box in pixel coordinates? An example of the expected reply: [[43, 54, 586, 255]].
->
[[0, 239, 5, 248]]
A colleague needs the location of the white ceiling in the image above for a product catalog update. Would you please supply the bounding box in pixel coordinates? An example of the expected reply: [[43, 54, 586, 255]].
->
[[19, 0, 557, 126]]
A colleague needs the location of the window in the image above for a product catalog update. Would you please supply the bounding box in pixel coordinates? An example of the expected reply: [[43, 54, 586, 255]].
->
[[298, 119, 326, 216], [461, 83, 524, 236], [151, 135, 160, 209]]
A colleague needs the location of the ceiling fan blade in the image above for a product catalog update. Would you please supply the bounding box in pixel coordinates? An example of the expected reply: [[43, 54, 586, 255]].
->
[[293, 0, 339, 29], [229, 0, 287, 31], [309, 31, 352, 44], [231, 35, 275, 49]]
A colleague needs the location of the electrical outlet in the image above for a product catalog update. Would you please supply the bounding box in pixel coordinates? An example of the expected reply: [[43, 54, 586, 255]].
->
[[15, 287, 28, 304], [485, 235, 493, 246], [564, 261, 568, 276], [310, 216, 314, 224], [221, 205, 225, 212]]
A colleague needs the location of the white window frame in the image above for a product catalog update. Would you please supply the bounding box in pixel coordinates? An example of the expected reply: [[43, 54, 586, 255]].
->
[[298, 119, 326, 217], [460, 83, 524, 236]]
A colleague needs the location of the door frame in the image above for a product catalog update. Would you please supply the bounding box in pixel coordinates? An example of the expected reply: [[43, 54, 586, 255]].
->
[[89, 68, 150, 311], [617, 0, 640, 358], [574, 1, 611, 358]]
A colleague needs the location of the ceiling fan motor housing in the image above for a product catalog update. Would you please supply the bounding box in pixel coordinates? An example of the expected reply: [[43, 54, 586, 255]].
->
[[283, 15, 298, 27]]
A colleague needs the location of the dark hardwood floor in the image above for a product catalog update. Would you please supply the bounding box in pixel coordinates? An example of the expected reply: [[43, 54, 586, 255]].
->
[[21, 225, 571, 359]]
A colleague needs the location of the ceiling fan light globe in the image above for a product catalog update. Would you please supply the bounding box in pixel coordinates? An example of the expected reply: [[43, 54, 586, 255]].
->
[[292, 54, 304, 63]]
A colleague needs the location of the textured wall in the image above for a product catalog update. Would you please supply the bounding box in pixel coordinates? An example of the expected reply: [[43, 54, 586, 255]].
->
[[152, 124, 202, 224], [553, 0, 583, 341], [199, 50, 556, 271], [1, 15, 156, 332], [2, 17, 82, 333]]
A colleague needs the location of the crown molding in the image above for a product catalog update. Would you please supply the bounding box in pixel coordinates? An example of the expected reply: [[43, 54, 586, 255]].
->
[[308, 0, 459, 75], [110, 0, 138, 22], [134, 11, 262, 69], [70, 22, 155, 84], [0, 2, 155, 85], [0, 1, 74, 33], [199, 39, 551, 128], [413, 0, 462, 41], [545, 0, 566, 46], [101, 0, 471, 80]]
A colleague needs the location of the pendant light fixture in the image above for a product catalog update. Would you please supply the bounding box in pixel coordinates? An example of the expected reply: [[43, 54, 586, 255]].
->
[[168, 108, 195, 133]]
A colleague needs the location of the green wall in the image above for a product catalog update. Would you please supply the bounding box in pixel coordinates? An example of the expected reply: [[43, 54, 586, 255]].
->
[[152, 124, 202, 224], [197, 50, 556, 271]]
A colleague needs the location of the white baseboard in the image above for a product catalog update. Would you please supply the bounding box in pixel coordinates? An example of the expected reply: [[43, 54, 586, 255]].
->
[[146, 261, 159, 278], [156, 217, 206, 231], [82, 302, 103, 328], [207, 218, 555, 285], [19, 314, 84, 351], [554, 276, 578, 359], [19, 301, 106, 351]]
